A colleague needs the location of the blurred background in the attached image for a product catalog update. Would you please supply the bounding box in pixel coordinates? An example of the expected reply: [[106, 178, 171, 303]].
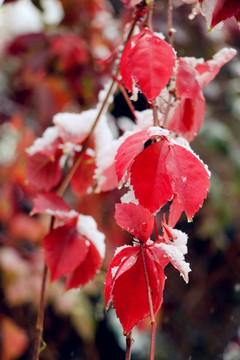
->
[[0, 0, 240, 359]]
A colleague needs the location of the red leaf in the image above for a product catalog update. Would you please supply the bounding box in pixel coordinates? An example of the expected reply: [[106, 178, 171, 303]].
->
[[115, 203, 154, 243], [105, 246, 140, 308], [111, 247, 165, 334], [130, 140, 173, 213], [43, 220, 89, 282], [166, 142, 210, 220], [71, 152, 96, 196], [176, 58, 201, 99], [26, 151, 62, 191], [167, 95, 205, 141], [115, 130, 150, 184], [120, 29, 175, 101], [65, 241, 102, 290], [31, 192, 70, 216]]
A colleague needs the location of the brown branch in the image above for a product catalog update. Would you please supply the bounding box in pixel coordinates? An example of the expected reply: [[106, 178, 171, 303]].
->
[[140, 242, 156, 360]]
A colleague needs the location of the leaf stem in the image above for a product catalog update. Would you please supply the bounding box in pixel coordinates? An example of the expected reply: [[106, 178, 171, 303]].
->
[[140, 242, 156, 360], [125, 331, 134, 360]]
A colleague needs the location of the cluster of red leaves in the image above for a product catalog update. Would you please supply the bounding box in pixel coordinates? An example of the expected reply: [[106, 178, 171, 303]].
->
[[103, 27, 236, 334], [31, 192, 105, 290]]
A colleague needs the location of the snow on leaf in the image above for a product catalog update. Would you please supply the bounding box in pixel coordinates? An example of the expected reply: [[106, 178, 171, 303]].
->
[[76, 214, 105, 259], [120, 29, 175, 102], [196, 48, 237, 88], [43, 220, 89, 282], [31, 192, 79, 220], [115, 203, 154, 243], [154, 226, 191, 283]]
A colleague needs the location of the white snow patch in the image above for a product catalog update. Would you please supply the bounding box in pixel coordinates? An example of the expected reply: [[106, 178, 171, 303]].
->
[[121, 181, 139, 205], [26, 126, 59, 155], [77, 215, 105, 259], [111, 266, 119, 278], [155, 228, 191, 282]]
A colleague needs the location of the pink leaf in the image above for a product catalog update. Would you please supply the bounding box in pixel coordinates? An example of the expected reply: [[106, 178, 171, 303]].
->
[[121, 29, 175, 101], [43, 220, 89, 282], [65, 241, 102, 290], [196, 48, 237, 88], [130, 140, 173, 213], [167, 95, 206, 141], [115, 203, 154, 242], [31, 192, 70, 216]]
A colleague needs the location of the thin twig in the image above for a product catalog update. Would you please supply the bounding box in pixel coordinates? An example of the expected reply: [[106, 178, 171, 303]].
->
[[152, 101, 159, 127], [145, 0, 154, 30], [117, 79, 137, 121], [163, 0, 175, 128], [167, 0, 174, 47], [125, 331, 134, 360], [140, 242, 156, 360]]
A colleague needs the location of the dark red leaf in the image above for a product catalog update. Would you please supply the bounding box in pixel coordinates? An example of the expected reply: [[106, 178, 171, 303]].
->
[[115, 203, 154, 243], [211, 0, 240, 28]]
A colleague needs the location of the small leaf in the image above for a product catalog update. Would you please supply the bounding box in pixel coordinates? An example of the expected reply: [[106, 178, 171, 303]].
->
[[115, 203, 154, 242]]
